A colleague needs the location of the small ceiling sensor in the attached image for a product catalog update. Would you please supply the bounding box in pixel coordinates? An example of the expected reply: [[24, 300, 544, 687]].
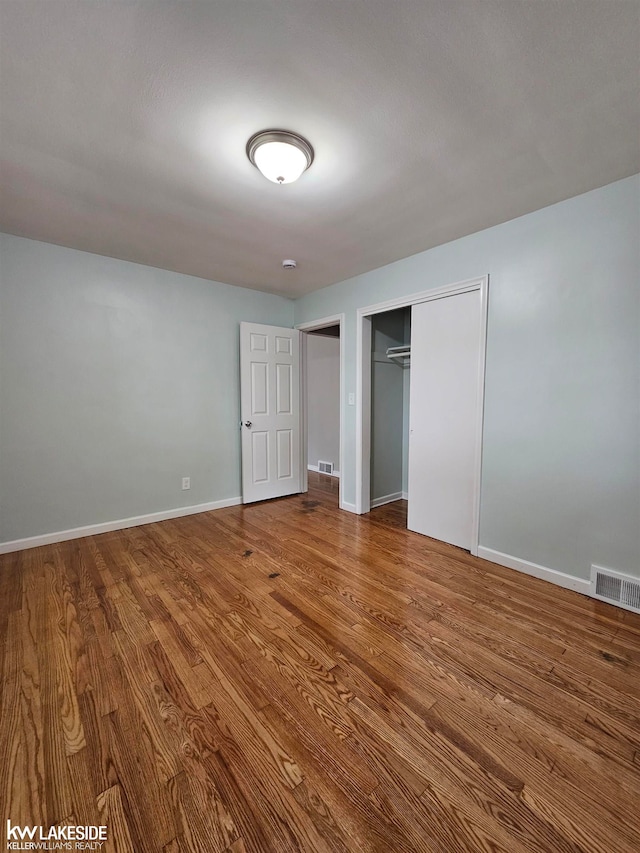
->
[[282, 259, 297, 270]]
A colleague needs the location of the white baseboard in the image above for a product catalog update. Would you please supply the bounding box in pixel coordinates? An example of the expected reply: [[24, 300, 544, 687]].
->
[[0, 496, 242, 555], [477, 546, 591, 595], [402, 491, 408, 500], [308, 464, 340, 478], [370, 491, 404, 509], [340, 501, 357, 514]]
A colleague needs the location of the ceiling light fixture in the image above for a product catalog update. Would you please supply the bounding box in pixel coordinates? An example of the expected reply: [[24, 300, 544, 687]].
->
[[246, 130, 314, 184]]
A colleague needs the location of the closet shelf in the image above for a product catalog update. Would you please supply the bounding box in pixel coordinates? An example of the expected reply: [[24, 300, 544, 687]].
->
[[386, 345, 411, 360]]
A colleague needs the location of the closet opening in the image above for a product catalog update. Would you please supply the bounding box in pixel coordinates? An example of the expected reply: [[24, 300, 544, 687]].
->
[[370, 308, 411, 511], [356, 276, 488, 555]]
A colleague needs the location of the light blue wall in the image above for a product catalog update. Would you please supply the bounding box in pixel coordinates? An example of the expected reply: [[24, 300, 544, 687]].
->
[[0, 235, 293, 542], [294, 176, 640, 581]]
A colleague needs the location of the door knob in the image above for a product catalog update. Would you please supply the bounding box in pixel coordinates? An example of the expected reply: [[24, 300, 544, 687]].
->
[[244, 421, 252, 428]]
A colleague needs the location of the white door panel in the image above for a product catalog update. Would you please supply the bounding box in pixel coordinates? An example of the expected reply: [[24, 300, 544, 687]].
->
[[407, 291, 483, 550], [240, 322, 301, 503], [277, 429, 293, 478]]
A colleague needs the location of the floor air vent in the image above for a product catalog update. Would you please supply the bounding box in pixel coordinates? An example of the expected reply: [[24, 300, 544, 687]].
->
[[591, 565, 640, 614], [318, 461, 333, 475]]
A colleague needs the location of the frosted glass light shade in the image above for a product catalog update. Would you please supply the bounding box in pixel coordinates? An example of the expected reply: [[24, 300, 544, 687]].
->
[[253, 141, 307, 184], [247, 130, 314, 184]]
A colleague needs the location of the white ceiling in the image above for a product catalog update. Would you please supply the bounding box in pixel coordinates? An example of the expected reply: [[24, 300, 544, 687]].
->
[[1, 1, 638, 298]]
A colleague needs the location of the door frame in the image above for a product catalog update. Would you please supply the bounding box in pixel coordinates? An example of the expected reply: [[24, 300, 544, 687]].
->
[[355, 275, 489, 555], [296, 314, 346, 510]]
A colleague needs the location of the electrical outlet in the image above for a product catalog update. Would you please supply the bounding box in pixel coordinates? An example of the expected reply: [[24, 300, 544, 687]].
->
[[182, 477, 190, 490], [348, 392, 355, 405]]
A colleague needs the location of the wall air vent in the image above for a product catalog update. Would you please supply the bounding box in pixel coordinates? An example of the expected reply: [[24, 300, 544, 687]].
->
[[591, 565, 640, 614], [318, 461, 333, 475]]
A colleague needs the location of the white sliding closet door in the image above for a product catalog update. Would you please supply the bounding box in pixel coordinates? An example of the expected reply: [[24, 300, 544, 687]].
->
[[407, 290, 483, 550]]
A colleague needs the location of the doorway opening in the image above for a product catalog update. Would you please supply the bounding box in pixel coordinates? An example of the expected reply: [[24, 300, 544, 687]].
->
[[297, 314, 345, 510]]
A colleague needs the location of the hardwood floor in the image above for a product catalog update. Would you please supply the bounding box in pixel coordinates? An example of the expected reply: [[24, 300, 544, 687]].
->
[[1, 472, 639, 852]]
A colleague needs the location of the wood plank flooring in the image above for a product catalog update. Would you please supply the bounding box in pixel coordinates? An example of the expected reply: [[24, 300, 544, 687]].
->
[[1, 472, 639, 852]]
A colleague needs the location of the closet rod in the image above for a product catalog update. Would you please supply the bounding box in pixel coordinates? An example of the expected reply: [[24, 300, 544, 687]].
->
[[386, 345, 411, 360]]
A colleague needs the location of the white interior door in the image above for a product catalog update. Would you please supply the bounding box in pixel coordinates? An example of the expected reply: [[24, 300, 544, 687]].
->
[[407, 291, 483, 550], [240, 322, 302, 503]]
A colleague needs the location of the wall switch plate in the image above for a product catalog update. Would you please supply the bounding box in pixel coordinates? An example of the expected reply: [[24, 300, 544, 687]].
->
[[348, 392, 355, 405], [182, 477, 191, 490]]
